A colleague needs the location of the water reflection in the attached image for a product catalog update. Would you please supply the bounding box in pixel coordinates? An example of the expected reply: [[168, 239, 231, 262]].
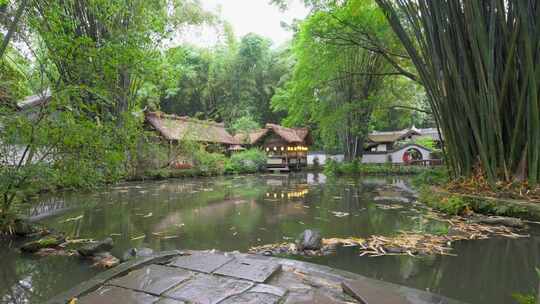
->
[[0, 173, 538, 304]]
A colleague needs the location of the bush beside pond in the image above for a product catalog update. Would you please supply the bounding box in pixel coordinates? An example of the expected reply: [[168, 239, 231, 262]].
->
[[132, 149, 268, 180], [225, 149, 267, 174], [323, 159, 432, 176]]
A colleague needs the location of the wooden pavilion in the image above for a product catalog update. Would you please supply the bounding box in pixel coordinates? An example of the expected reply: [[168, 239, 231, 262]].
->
[[235, 123, 312, 171]]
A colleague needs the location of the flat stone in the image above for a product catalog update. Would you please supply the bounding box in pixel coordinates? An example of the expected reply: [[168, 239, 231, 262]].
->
[[283, 290, 347, 304], [78, 286, 158, 304], [250, 284, 287, 297], [164, 273, 253, 304], [109, 265, 192, 296], [213, 257, 281, 283], [169, 253, 233, 273], [218, 292, 281, 304], [342, 279, 409, 304], [46, 251, 184, 304], [154, 298, 186, 304]]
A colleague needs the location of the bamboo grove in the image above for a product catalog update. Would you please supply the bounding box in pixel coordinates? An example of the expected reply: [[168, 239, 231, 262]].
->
[[376, 0, 540, 185]]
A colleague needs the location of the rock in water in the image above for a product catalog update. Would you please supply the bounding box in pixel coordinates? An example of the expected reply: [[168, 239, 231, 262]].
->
[[91, 252, 120, 269], [121, 247, 154, 262], [296, 229, 322, 251], [78, 237, 114, 257], [20, 234, 65, 253], [473, 216, 524, 228], [13, 219, 47, 237]]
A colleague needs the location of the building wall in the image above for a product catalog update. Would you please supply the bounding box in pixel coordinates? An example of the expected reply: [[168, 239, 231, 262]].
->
[[362, 144, 431, 164], [307, 153, 344, 165], [361, 153, 389, 164], [375, 144, 388, 152], [390, 145, 431, 163]]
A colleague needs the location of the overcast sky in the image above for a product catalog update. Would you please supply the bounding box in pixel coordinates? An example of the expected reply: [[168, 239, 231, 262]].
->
[[181, 0, 309, 47]]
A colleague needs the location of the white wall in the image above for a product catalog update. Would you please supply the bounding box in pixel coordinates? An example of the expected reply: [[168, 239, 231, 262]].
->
[[361, 153, 388, 164], [307, 153, 344, 165], [375, 144, 387, 152], [362, 144, 431, 164], [391, 145, 431, 163]]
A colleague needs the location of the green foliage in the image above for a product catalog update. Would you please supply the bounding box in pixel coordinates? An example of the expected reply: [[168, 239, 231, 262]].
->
[[230, 115, 260, 135], [323, 159, 339, 176], [415, 137, 435, 150], [513, 267, 540, 304], [418, 190, 470, 216], [0, 98, 141, 233], [0, 0, 210, 233], [512, 293, 535, 304], [324, 161, 430, 176], [157, 33, 288, 125], [271, 0, 400, 159], [370, 77, 431, 131], [225, 149, 267, 174], [194, 149, 227, 176], [0, 48, 31, 104]]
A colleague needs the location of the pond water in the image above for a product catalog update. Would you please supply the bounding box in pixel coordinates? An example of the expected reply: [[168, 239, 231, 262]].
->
[[0, 173, 538, 304]]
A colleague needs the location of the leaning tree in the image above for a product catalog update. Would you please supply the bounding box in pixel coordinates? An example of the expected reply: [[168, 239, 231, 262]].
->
[[375, 0, 540, 185]]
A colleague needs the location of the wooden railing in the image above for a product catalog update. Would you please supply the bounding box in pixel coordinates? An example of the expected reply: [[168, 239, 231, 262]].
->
[[407, 159, 444, 166]]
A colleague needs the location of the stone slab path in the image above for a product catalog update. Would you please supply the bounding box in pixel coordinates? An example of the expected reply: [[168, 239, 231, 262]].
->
[[46, 250, 467, 304]]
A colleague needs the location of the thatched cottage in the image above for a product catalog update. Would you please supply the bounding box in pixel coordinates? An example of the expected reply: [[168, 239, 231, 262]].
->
[[144, 111, 239, 168], [235, 123, 312, 171]]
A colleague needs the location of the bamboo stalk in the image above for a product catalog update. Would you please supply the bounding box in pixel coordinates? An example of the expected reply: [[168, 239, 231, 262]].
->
[[376, 0, 540, 185]]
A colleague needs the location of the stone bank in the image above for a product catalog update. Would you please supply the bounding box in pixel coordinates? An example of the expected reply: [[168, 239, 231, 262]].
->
[[46, 250, 466, 304]]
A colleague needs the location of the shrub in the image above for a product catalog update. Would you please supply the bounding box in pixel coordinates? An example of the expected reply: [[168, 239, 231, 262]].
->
[[194, 149, 227, 176], [225, 149, 267, 174], [418, 188, 470, 215], [323, 158, 339, 176], [324, 160, 431, 176]]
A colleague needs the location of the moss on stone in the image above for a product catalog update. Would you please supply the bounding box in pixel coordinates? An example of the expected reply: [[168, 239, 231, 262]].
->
[[21, 235, 65, 253], [418, 186, 540, 220]]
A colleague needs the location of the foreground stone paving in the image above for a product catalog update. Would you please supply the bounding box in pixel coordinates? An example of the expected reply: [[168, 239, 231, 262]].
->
[[47, 250, 467, 304]]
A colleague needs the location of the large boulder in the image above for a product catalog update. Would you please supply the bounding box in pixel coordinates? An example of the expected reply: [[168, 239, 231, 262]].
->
[[121, 247, 154, 262], [20, 234, 65, 253], [296, 229, 322, 251], [78, 237, 114, 257], [13, 219, 47, 237]]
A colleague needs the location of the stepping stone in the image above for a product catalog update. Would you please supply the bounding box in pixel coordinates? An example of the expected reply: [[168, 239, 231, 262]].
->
[[219, 284, 287, 304], [250, 284, 287, 298], [219, 292, 281, 304], [154, 299, 186, 304], [342, 279, 409, 304], [78, 286, 158, 304], [213, 257, 281, 283], [108, 265, 192, 296], [169, 253, 233, 273], [164, 273, 253, 304], [283, 290, 347, 304]]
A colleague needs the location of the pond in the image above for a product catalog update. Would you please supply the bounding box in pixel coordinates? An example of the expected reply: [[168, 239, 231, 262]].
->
[[0, 173, 538, 304]]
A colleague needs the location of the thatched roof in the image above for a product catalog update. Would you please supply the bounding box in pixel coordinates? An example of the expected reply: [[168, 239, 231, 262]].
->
[[145, 112, 238, 145], [368, 129, 420, 143], [367, 126, 443, 144], [236, 123, 311, 145]]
